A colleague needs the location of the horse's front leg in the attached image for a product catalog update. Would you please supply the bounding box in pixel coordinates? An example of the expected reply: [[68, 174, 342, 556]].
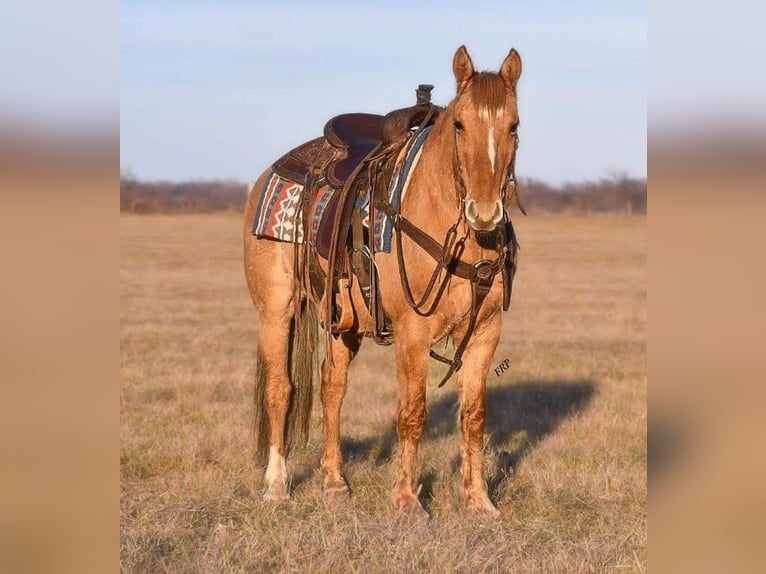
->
[[320, 331, 361, 495], [457, 312, 502, 515], [391, 316, 430, 514]]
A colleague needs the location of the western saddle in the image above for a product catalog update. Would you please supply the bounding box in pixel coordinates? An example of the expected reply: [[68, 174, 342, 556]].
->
[[272, 85, 443, 341]]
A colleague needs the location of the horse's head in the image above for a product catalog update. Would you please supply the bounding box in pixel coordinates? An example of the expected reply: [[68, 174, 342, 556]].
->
[[450, 46, 522, 233]]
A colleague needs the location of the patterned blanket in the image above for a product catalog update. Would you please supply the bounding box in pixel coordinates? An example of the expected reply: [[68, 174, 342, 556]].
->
[[251, 173, 325, 244], [251, 125, 432, 253]]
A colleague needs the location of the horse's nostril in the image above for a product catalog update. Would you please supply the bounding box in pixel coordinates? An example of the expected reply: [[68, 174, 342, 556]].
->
[[465, 199, 478, 222], [464, 198, 503, 228], [492, 199, 503, 224]]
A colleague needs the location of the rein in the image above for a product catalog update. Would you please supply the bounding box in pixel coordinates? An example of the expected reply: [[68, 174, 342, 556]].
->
[[375, 119, 520, 387]]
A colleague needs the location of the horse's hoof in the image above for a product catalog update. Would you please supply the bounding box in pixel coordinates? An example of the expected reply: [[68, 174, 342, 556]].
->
[[323, 478, 350, 497], [262, 483, 290, 501], [393, 492, 428, 517], [465, 496, 501, 517]]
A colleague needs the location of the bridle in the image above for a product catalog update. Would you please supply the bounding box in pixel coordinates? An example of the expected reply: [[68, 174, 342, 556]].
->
[[375, 111, 522, 387]]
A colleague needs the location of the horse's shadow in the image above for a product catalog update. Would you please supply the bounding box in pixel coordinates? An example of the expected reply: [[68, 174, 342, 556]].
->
[[341, 379, 596, 504]]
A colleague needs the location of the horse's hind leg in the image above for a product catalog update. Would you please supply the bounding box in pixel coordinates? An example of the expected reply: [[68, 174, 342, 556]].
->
[[246, 238, 295, 500], [320, 331, 362, 495], [258, 306, 292, 499]]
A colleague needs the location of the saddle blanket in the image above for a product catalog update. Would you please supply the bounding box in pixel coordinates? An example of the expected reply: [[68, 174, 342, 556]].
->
[[251, 125, 432, 253]]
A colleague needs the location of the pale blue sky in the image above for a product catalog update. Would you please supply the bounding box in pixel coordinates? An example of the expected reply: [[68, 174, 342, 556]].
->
[[120, 1, 646, 184]]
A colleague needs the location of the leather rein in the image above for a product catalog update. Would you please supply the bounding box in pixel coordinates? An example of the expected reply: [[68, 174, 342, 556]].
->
[[374, 114, 522, 387]]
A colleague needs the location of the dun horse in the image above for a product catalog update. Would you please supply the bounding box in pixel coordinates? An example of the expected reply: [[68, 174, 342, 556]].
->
[[244, 46, 522, 515]]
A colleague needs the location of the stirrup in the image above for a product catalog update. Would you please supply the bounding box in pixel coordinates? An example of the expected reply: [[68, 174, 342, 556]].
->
[[320, 277, 354, 334], [334, 277, 354, 332]]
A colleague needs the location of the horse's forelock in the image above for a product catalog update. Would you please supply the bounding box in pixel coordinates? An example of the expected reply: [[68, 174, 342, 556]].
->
[[468, 72, 507, 114]]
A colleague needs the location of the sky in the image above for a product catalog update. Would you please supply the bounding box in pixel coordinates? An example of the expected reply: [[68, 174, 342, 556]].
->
[[120, 1, 647, 185]]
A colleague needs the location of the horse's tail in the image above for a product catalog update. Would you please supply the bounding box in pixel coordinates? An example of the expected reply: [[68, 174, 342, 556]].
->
[[253, 300, 320, 465]]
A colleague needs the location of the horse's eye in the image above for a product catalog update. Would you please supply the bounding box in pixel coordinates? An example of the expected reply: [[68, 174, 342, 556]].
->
[[510, 122, 519, 134], [454, 120, 464, 132]]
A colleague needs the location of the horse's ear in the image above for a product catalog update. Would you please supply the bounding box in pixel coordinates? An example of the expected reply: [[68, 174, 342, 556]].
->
[[499, 48, 522, 89], [453, 45, 474, 92]]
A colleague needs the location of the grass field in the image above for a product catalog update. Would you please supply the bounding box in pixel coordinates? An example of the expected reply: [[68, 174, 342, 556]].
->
[[120, 212, 646, 573]]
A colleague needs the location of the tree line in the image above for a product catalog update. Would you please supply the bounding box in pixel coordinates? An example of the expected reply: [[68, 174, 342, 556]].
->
[[120, 173, 646, 215]]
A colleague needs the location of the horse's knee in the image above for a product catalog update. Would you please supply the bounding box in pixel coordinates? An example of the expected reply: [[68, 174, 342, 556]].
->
[[398, 401, 427, 440], [459, 391, 487, 438]]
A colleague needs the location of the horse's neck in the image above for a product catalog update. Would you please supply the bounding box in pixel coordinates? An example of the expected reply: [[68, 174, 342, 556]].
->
[[401, 117, 461, 240]]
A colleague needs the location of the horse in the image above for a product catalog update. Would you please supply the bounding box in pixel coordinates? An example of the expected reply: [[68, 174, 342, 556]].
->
[[243, 45, 522, 515]]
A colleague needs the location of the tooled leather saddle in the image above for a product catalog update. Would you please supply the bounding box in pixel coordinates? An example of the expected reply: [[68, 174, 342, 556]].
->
[[272, 85, 442, 338]]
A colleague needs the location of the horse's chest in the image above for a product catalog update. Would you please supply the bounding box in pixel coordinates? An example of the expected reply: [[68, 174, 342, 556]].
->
[[428, 281, 502, 343]]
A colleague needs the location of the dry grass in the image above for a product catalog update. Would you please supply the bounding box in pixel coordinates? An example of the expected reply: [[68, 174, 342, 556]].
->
[[120, 212, 646, 573]]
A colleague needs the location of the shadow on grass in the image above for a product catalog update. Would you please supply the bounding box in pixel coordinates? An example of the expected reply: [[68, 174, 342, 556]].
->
[[341, 379, 596, 503]]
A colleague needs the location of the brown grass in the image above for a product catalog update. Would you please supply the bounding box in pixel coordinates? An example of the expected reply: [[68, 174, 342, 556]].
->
[[120, 212, 646, 573]]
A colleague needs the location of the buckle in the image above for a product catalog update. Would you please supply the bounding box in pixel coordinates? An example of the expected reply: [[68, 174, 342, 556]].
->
[[473, 259, 495, 281]]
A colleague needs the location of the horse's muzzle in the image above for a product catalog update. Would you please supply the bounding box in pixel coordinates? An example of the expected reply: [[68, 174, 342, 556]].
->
[[465, 198, 504, 232]]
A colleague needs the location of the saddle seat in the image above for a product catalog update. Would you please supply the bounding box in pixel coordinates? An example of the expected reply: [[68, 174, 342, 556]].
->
[[324, 113, 383, 188]]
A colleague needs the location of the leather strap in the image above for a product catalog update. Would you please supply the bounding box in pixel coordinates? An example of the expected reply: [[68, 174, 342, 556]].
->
[[325, 144, 381, 342], [375, 201, 505, 284], [430, 263, 496, 387], [350, 208, 372, 306]]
